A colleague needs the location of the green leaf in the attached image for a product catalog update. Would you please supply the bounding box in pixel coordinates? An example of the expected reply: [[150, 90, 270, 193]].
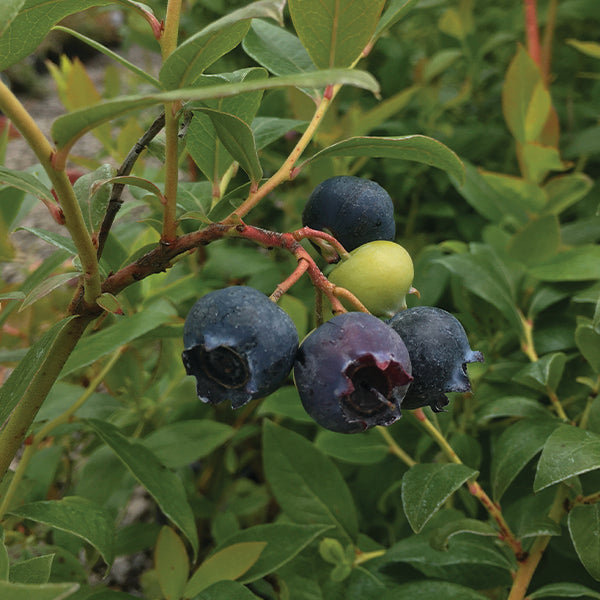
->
[[568, 504, 600, 581], [16, 227, 77, 255], [288, 0, 386, 68], [256, 386, 314, 423], [477, 396, 550, 424], [195, 109, 263, 184], [384, 533, 514, 588], [382, 580, 490, 600], [52, 69, 379, 155], [0, 316, 76, 427], [9, 554, 54, 584], [429, 519, 498, 551], [184, 542, 266, 598], [61, 300, 175, 377], [20, 273, 79, 312], [9, 497, 115, 566], [99, 176, 164, 203], [315, 429, 389, 464], [543, 173, 593, 216], [155, 527, 189, 600], [51, 26, 161, 88], [159, 0, 285, 89], [374, 0, 421, 39], [491, 418, 559, 500], [529, 582, 600, 599], [96, 292, 123, 315], [402, 463, 477, 533], [567, 39, 600, 59], [215, 523, 331, 583], [242, 20, 316, 87], [192, 580, 259, 600], [0, 530, 8, 580], [262, 420, 358, 543], [504, 491, 562, 540], [0, 291, 25, 302], [304, 135, 465, 184], [530, 245, 600, 281], [0, 581, 79, 600], [0, 0, 25, 38], [0, 166, 55, 203], [0, 0, 158, 71], [142, 420, 235, 468], [508, 215, 560, 266], [502, 45, 548, 144], [576, 320, 600, 373], [513, 352, 567, 393], [72, 164, 115, 234], [252, 117, 307, 150], [86, 419, 199, 559], [534, 425, 600, 492]]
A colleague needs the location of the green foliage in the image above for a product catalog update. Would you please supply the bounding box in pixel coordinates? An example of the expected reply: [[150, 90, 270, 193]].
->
[[0, 1, 599, 599]]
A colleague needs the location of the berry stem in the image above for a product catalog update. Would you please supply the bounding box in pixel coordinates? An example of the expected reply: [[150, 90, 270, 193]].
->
[[270, 259, 310, 302], [410, 408, 523, 558], [523, 0, 541, 67], [292, 227, 351, 261], [376, 426, 416, 467]]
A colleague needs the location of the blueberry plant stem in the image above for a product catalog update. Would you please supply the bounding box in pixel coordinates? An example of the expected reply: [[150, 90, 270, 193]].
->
[[0, 79, 101, 307], [523, 0, 542, 67], [411, 408, 523, 558], [0, 348, 122, 520], [376, 426, 416, 467], [541, 0, 558, 83]]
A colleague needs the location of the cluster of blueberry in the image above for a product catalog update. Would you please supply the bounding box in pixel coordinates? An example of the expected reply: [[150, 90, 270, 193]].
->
[[182, 177, 483, 433]]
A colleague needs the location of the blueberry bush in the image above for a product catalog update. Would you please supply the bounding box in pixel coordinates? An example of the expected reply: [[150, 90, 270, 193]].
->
[[0, 1, 599, 599]]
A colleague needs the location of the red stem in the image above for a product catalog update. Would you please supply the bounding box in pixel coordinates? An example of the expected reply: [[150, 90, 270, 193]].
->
[[524, 0, 541, 66]]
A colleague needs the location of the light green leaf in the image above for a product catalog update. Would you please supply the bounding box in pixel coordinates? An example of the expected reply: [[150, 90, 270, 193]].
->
[[543, 173, 593, 216], [568, 504, 600, 581], [61, 300, 175, 376], [195, 109, 263, 184], [0, 166, 55, 203], [159, 0, 285, 89], [477, 396, 550, 424], [508, 215, 560, 266], [20, 273, 79, 312], [262, 420, 358, 543], [304, 135, 465, 183], [192, 580, 260, 600], [492, 418, 559, 500], [0, 581, 79, 600], [429, 518, 498, 551], [0, 0, 25, 38], [529, 582, 600, 599], [52, 69, 379, 155], [155, 527, 189, 600], [215, 523, 331, 583], [513, 352, 567, 393], [184, 542, 266, 598], [16, 227, 77, 255], [242, 19, 316, 85], [0, 0, 158, 71], [402, 463, 477, 533], [252, 117, 307, 150], [256, 386, 314, 423], [315, 429, 389, 465], [289, 0, 386, 68], [0, 291, 25, 302], [0, 316, 77, 427], [9, 555, 54, 584], [142, 420, 235, 468], [534, 425, 600, 492], [86, 419, 199, 559], [530, 245, 600, 281], [374, 0, 421, 39], [567, 39, 600, 60], [9, 497, 114, 566]]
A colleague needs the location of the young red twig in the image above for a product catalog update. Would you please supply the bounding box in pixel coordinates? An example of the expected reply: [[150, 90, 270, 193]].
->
[[524, 0, 542, 67], [270, 259, 310, 302], [292, 226, 351, 262]]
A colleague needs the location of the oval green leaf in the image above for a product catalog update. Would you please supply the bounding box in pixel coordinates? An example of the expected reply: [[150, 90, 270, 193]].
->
[[0, 581, 79, 600], [86, 418, 199, 559], [0, 166, 55, 203], [9, 496, 115, 566], [530, 245, 600, 282], [534, 425, 600, 492], [303, 135, 465, 184], [429, 518, 498, 551], [401, 463, 477, 533], [529, 582, 600, 599], [568, 504, 600, 581], [155, 527, 189, 600]]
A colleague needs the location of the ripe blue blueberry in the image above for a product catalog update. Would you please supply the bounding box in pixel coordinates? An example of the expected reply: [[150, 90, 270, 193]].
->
[[182, 286, 299, 408], [294, 312, 413, 433], [302, 176, 395, 255], [387, 306, 484, 413]]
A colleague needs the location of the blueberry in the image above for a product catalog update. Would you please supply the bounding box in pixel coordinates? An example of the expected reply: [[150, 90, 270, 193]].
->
[[302, 176, 395, 255], [294, 312, 413, 433], [182, 286, 299, 408], [387, 306, 484, 413]]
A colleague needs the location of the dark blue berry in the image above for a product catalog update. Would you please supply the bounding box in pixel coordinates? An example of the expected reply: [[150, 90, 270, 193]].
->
[[387, 306, 484, 413], [302, 176, 395, 255], [294, 312, 412, 433], [182, 286, 299, 408]]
